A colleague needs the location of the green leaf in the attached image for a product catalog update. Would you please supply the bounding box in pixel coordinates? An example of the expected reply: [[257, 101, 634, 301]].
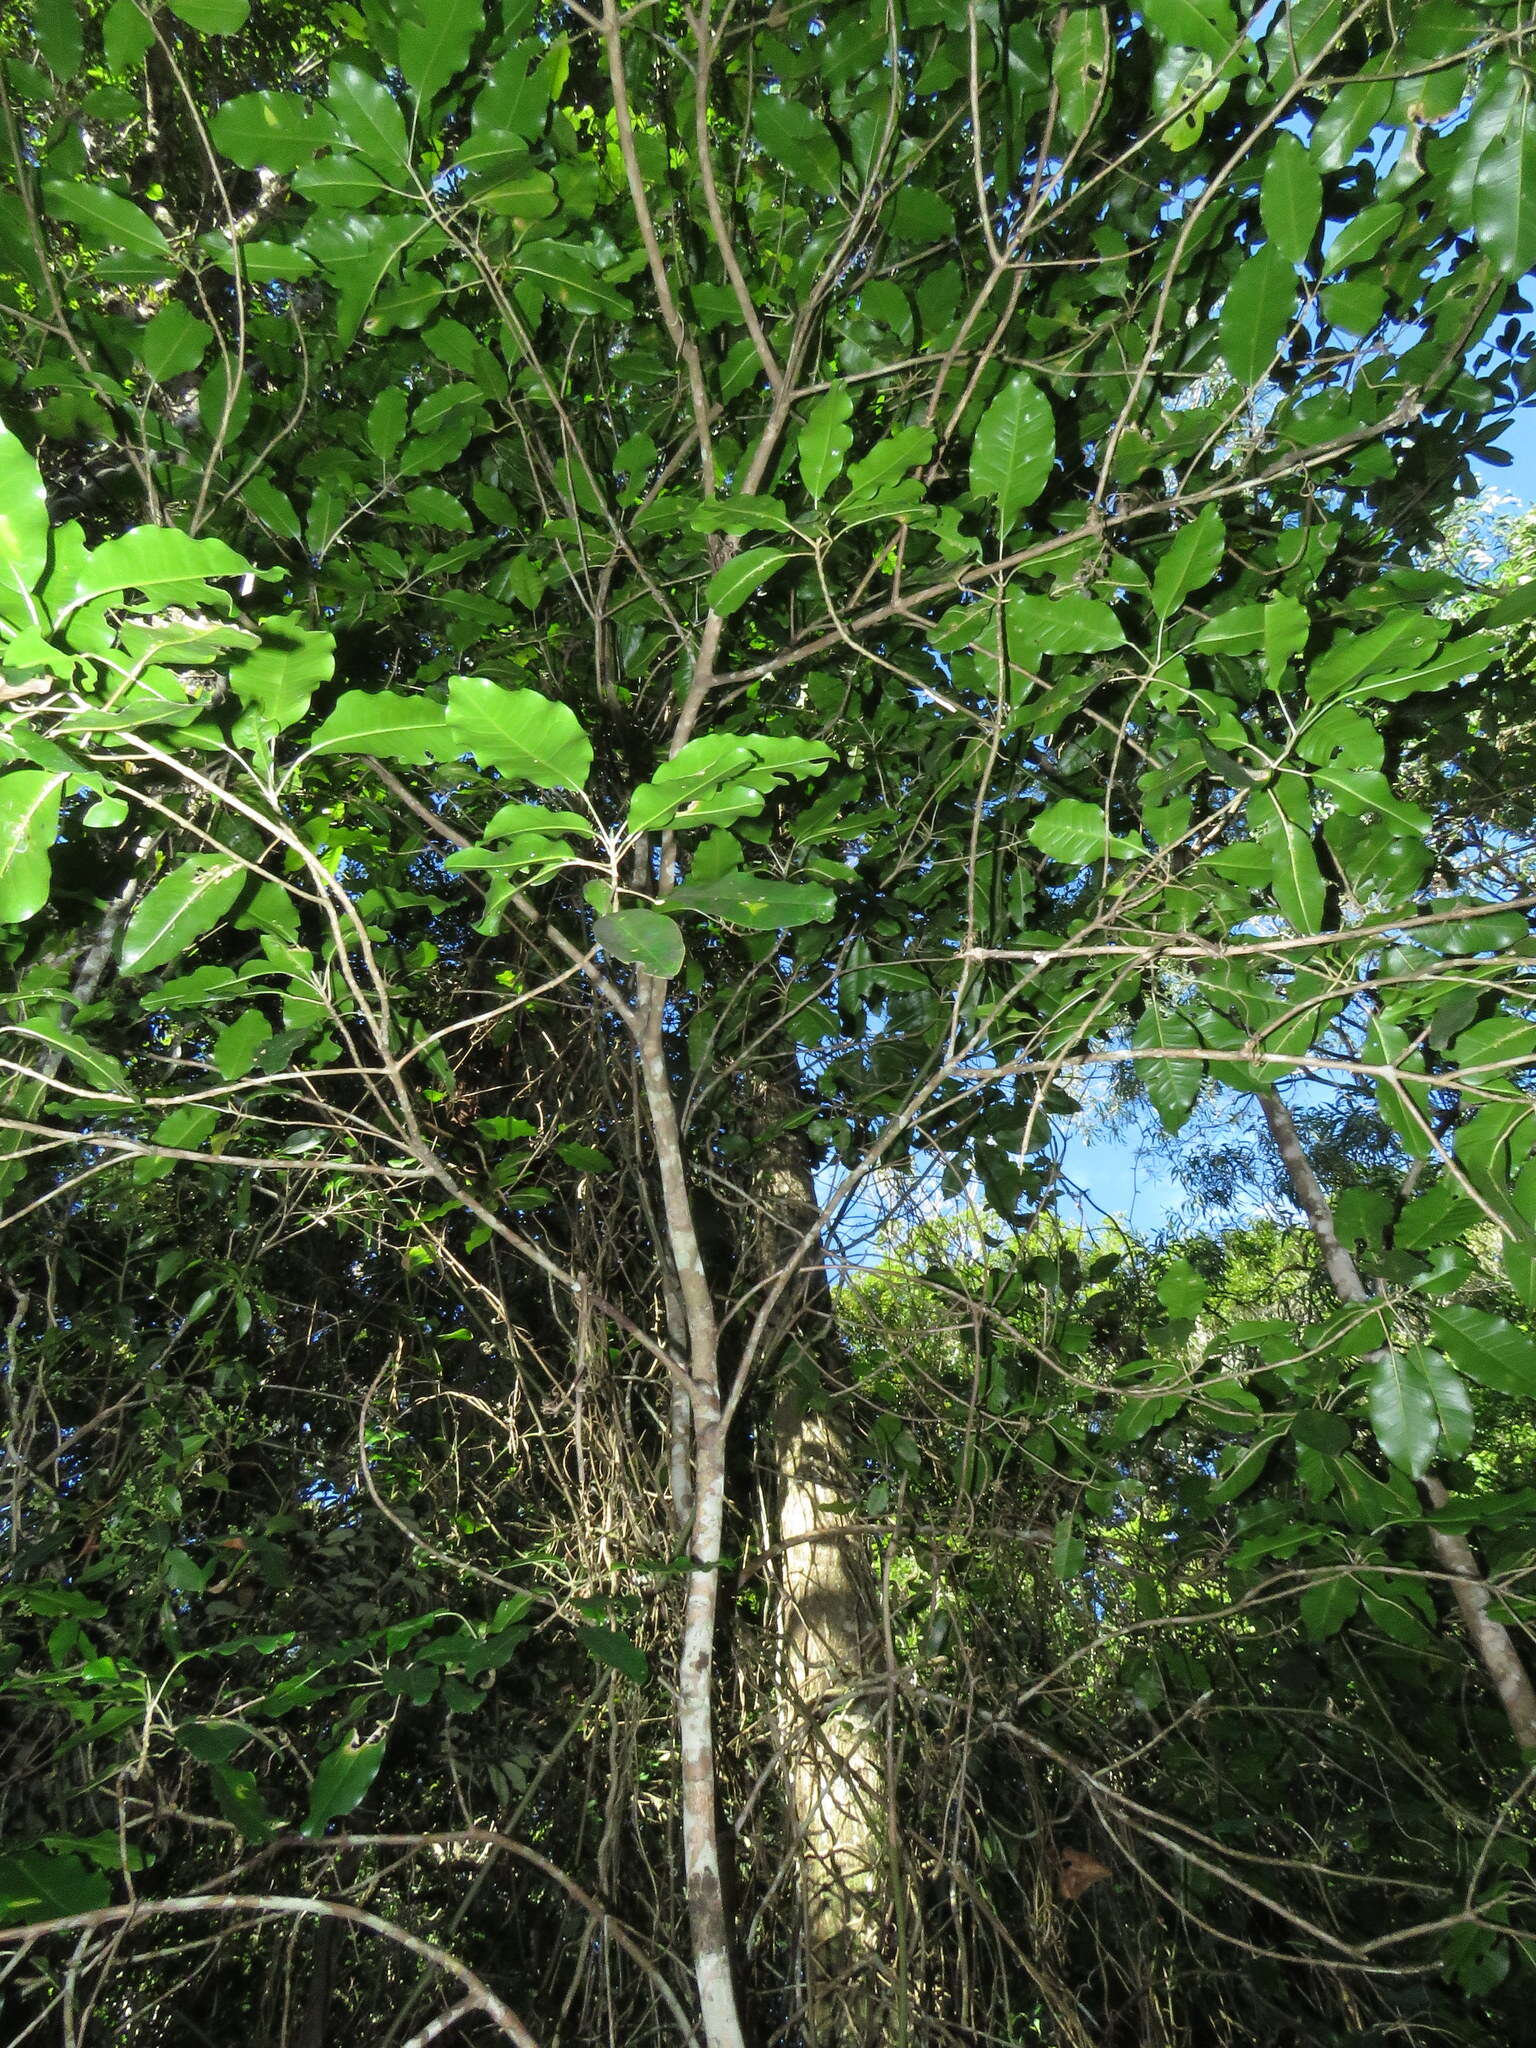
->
[[328, 62, 409, 171], [0, 771, 66, 924], [301, 1737, 386, 1838], [230, 622, 335, 737], [33, 0, 83, 77], [753, 93, 841, 198], [1367, 1349, 1439, 1479], [1292, 1410, 1352, 1455], [969, 375, 1054, 531], [1052, 7, 1111, 135], [445, 679, 592, 789], [103, 0, 154, 69], [1426, 1305, 1536, 1397], [120, 855, 246, 974], [1006, 593, 1125, 657], [399, 0, 483, 108], [844, 426, 934, 502], [1027, 799, 1143, 864], [1208, 1433, 1280, 1505], [1219, 243, 1294, 387], [41, 180, 172, 265], [705, 548, 796, 618], [669, 874, 836, 929], [0, 422, 50, 600], [1142, 0, 1238, 61], [301, 215, 417, 347], [512, 242, 632, 319], [1251, 788, 1324, 933], [1410, 1347, 1475, 1462], [1300, 1574, 1358, 1640], [1473, 121, 1536, 275], [576, 1624, 648, 1685], [309, 690, 446, 763], [798, 384, 854, 502], [1260, 132, 1321, 265], [68, 526, 250, 613], [211, 91, 335, 172], [137, 303, 212, 382], [594, 910, 685, 978], [1134, 1006, 1204, 1134], [167, 0, 250, 31], [0, 1850, 110, 1928], [1151, 504, 1224, 618], [212, 1009, 273, 1082]]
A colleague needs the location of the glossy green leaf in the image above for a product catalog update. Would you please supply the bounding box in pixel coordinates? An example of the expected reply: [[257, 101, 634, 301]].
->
[[1367, 1349, 1439, 1479], [669, 874, 836, 929], [753, 93, 840, 197], [68, 526, 249, 612], [41, 181, 171, 264], [212, 1009, 273, 1083], [594, 910, 685, 978], [1300, 1574, 1358, 1640], [301, 1737, 386, 1838], [0, 422, 50, 599], [576, 1624, 648, 1684], [1134, 1006, 1204, 1134], [969, 375, 1054, 531], [1472, 120, 1536, 275], [1141, 0, 1237, 62], [1053, 7, 1111, 134], [1220, 243, 1294, 387], [1151, 504, 1224, 618], [328, 62, 409, 171], [798, 384, 854, 502], [399, 0, 484, 108], [103, 0, 154, 69], [211, 91, 336, 171], [1260, 132, 1322, 265], [230, 623, 335, 736], [309, 690, 446, 763], [138, 303, 212, 383], [120, 856, 246, 974], [705, 548, 796, 618], [0, 1849, 109, 1928], [512, 242, 632, 318], [1426, 1305, 1536, 1397], [0, 772, 66, 924], [445, 679, 592, 789], [1028, 799, 1143, 864], [168, 0, 250, 31], [33, 0, 83, 77]]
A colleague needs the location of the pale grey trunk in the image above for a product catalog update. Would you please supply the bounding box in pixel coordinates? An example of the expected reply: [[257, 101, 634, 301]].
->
[[1261, 1090, 1536, 1750], [752, 1084, 886, 2044]]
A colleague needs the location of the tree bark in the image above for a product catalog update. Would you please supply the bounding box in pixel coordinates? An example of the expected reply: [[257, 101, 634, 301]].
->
[[1261, 1089, 1536, 1751], [751, 1075, 886, 2044], [636, 979, 747, 2048]]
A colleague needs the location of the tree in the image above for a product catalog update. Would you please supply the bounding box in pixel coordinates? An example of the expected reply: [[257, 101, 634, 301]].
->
[[4, 1, 1536, 2043]]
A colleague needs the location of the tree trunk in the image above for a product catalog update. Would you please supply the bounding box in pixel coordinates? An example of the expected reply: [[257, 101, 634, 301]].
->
[[750, 1076, 887, 2044], [1261, 1089, 1536, 1750]]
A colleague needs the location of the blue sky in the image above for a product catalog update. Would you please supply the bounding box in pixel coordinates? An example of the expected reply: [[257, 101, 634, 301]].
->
[[1057, 418, 1536, 1237]]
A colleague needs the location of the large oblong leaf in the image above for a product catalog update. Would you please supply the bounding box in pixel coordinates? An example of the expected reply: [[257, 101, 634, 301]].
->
[[121, 856, 246, 975], [705, 547, 795, 619], [308, 689, 446, 762], [1367, 1349, 1439, 1479], [798, 384, 854, 502], [445, 678, 592, 789], [301, 1737, 386, 1839], [0, 771, 66, 924], [0, 423, 50, 601], [970, 375, 1054, 532], [669, 874, 835, 929], [1220, 243, 1295, 387], [41, 181, 172, 264], [594, 910, 685, 978]]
